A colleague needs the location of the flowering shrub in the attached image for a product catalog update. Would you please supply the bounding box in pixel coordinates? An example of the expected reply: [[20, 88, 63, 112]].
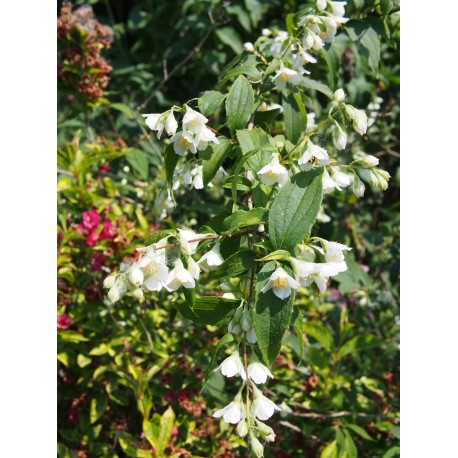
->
[[58, 1, 399, 457]]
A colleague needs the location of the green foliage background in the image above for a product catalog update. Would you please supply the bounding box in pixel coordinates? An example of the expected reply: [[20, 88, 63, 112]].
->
[[57, 0, 400, 457]]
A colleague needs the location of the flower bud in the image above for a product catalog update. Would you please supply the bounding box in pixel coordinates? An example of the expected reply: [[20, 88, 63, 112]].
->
[[262, 28, 272, 36], [241, 309, 253, 331], [332, 124, 347, 150], [352, 174, 365, 197], [375, 170, 390, 190], [360, 155, 379, 168], [234, 305, 244, 322], [258, 224, 265, 233], [132, 288, 145, 303], [333, 88, 345, 103], [246, 326, 257, 344], [164, 111, 178, 136], [316, 0, 327, 10], [256, 420, 276, 442], [244, 42, 254, 52], [128, 267, 144, 287], [250, 434, 264, 458], [236, 419, 249, 437], [103, 274, 116, 289], [369, 171, 379, 187]]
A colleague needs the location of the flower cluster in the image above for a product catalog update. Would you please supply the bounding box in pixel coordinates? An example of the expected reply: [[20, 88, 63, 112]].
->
[[74, 209, 116, 247], [57, 3, 113, 101], [143, 106, 219, 157], [103, 228, 224, 303]]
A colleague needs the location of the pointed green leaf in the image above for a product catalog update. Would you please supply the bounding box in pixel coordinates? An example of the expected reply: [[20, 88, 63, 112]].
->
[[303, 321, 335, 353], [199, 90, 226, 117], [226, 75, 254, 134], [174, 297, 240, 325], [164, 143, 180, 189], [283, 92, 307, 143], [202, 138, 231, 187], [214, 249, 257, 280], [90, 393, 108, 424], [157, 406, 175, 454], [268, 168, 324, 252], [337, 334, 383, 360]]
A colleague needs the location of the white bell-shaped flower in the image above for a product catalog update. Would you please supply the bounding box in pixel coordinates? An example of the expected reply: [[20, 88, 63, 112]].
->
[[178, 228, 200, 255], [260, 266, 299, 300], [170, 130, 198, 156], [322, 240, 352, 263], [127, 265, 144, 287], [242, 361, 274, 385], [107, 277, 128, 303], [213, 392, 245, 424], [218, 350, 245, 378], [298, 143, 330, 171], [250, 385, 281, 421], [166, 259, 196, 290], [164, 110, 178, 136], [257, 153, 289, 187], [182, 106, 208, 134], [199, 243, 224, 270], [142, 113, 165, 138], [273, 67, 303, 90]]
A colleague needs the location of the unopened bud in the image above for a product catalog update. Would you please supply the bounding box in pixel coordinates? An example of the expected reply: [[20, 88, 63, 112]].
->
[[360, 155, 379, 168], [352, 174, 365, 197], [236, 419, 249, 437], [103, 274, 116, 289], [262, 28, 272, 36], [250, 434, 264, 458], [246, 326, 257, 344], [333, 88, 345, 103], [316, 0, 327, 10], [244, 42, 254, 52], [132, 288, 144, 303]]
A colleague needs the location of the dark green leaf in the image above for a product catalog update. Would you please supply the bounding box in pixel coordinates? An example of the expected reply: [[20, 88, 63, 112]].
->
[[226, 75, 255, 134], [144, 229, 175, 246], [199, 90, 226, 117], [202, 138, 231, 187], [337, 334, 383, 359], [214, 249, 257, 280], [164, 143, 180, 189], [174, 297, 240, 325], [254, 261, 296, 365], [302, 78, 333, 97], [90, 394, 108, 424], [223, 207, 268, 232], [346, 424, 374, 441], [268, 168, 324, 252], [282, 93, 307, 143], [290, 305, 304, 363], [215, 27, 243, 54], [303, 321, 335, 352]]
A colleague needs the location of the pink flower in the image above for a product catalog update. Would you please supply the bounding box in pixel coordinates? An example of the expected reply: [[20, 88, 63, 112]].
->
[[57, 314, 73, 330], [90, 253, 105, 272], [82, 210, 100, 231], [99, 220, 116, 240], [172, 426, 178, 437], [359, 263, 370, 273], [85, 230, 99, 247]]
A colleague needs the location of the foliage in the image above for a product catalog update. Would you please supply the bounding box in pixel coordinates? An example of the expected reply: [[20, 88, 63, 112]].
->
[[57, 1, 400, 457]]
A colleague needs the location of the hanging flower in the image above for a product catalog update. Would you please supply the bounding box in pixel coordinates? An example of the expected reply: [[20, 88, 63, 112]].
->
[[257, 153, 289, 187], [260, 266, 299, 300]]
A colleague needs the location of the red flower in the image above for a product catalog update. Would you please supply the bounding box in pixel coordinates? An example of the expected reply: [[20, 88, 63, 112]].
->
[[90, 253, 105, 272], [99, 220, 116, 240], [82, 209, 100, 231], [85, 230, 99, 247], [57, 314, 73, 330]]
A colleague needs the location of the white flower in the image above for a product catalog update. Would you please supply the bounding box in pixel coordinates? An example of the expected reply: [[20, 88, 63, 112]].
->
[[213, 393, 245, 424], [317, 206, 331, 223], [142, 113, 165, 138], [257, 153, 289, 186], [178, 228, 200, 255], [273, 67, 303, 90], [242, 361, 274, 384], [333, 124, 347, 150], [353, 173, 366, 197], [360, 155, 379, 168], [270, 31, 288, 55], [374, 169, 390, 190], [127, 265, 144, 287], [186, 256, 201, 280], [298, 144, 330, 171], [166, 259, 196, 290], [333, 88, 345, 103], [291, 258, 347, 293], [331, 167, 352, 188], [250, 385, 281, 421], [103, 274, 116, 289], [322, 240, 352, 263], [316, 0, 327, 10], [322, 168, 340, 193], [182, 105, 208, 134], [330, 1, 349, 23], [199, 243, 224, 270], [260, 266, 299, 300], [107, 277, 128, 303], [219, 351, 245, 378], [244, 42, 254, 52], [164, 111, 178, 136], [262, 28, 272, 36], [139, 256, 169, 291], [345, 106, 368, 135], [257, 102, 282, 112], [195, 125, 219, 151], [294, 50, 317, 67], [302, 29, 324, 50], [170, 130, 197, 156], [184, 165, 204, 190]]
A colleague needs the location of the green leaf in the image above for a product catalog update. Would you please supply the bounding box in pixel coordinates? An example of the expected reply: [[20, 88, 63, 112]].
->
[[77, 354, 92, 368], [223, 207, 268, 232], [157, 406, 175, 454], [164, 143, 180, 189], [382, 446, 400, 458], [320, 440, 338, 458], [204, 333, 235, 382], [226, 75, 254, 134], [286, 13, 296, 35], [58, 330, 89, 343], [254, 261, 296, 365], [290, 305, 304, 363], [303, 321, 335, 352], [302, 78, 333, 97], [223, 64, 262, 82], [256, 250, 291, 263], [199, 90, 226, 117], [111, 102, 133, 118], [126, 149, 149, 180], [144, 229, 175, 246], [236, 128, 269, 154], [202, 139, 231, 187], [214, 249, 257, 280], [174, 297, 240, 325], [346, 424, 374, 441], [90, 393, 108, 424], [337, 334, 383, 359], [282, 93, 307, 143], [268, 168, 324, 252], [322, 43, 341, 90], [215, 27, 243, 54], [360, 27, 381, 72], [118, 432, 153, 458], [344, 430, 357, 458]]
